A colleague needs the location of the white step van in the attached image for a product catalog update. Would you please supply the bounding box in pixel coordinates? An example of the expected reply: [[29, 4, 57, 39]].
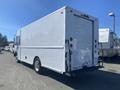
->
[[15, 6, 99, 75]]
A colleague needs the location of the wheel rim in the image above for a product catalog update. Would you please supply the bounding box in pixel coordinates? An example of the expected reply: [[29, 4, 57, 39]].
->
[[35, 60, 40, 72]]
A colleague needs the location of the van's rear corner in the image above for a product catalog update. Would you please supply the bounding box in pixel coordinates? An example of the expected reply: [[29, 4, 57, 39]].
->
[[65, 6, 99, 75]]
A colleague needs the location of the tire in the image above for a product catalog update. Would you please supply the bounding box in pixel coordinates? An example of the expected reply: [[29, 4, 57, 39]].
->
[[14, 52, 17, 57], [16, 58, 20, 63], [34, 57, 42, 74], [15, 55, 21, 63]]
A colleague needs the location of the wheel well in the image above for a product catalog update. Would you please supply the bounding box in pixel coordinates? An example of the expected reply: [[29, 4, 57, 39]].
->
[[33, 56, 41, 65]]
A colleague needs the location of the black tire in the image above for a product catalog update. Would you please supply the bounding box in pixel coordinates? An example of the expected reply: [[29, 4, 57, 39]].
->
[[34, 57, 42, 74], [14, 52, 17, 57], [16, 58, 20, 63]]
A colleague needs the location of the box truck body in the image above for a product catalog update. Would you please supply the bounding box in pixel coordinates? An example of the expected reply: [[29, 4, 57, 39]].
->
[[99, 28, 117, 57], [15, 6, 98, 74]]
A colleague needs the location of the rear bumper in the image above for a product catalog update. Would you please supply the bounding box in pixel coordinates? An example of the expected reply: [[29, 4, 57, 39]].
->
[[70, 66, 99, 74], [64, 66, 100, 77]]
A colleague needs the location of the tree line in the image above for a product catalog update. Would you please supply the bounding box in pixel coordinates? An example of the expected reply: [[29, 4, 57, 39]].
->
[[0, 33, 8, 47]]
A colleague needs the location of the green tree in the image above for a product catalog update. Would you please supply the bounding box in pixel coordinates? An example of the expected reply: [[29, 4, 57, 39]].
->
[[2, 36, 8, 46], [0, 33, 8, 47], [0, 33, 3, 46]]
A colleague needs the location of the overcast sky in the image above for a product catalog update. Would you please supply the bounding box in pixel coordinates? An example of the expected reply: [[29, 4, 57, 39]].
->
[[0, 0, 120, 41]]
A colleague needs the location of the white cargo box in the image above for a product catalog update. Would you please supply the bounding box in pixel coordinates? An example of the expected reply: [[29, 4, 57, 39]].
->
[[16, 6, 98, 74]]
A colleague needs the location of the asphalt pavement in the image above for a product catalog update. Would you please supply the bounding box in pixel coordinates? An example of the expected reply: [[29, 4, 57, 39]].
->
[[0, 51, 120, 90]]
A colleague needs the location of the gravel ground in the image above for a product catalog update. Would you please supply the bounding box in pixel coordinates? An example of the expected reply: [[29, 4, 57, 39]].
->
[[0, 51, 120, 90]]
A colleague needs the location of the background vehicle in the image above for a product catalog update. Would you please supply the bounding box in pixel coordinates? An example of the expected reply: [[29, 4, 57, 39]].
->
[[9, 43, 14, 53], [0, 47, 2, 52], [99, 28, 118, 57]]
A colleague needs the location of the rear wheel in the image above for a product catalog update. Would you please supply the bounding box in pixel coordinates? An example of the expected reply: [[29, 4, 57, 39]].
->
[[34, 57, 42, 74]]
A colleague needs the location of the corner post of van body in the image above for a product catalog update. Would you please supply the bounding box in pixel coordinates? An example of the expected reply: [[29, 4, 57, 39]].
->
[[94, 18, 99, 66], [64, 7, 67, 73], [64, 7, 73, 74], [19, 29, 22, 60], [92, 20, 95, 65]]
